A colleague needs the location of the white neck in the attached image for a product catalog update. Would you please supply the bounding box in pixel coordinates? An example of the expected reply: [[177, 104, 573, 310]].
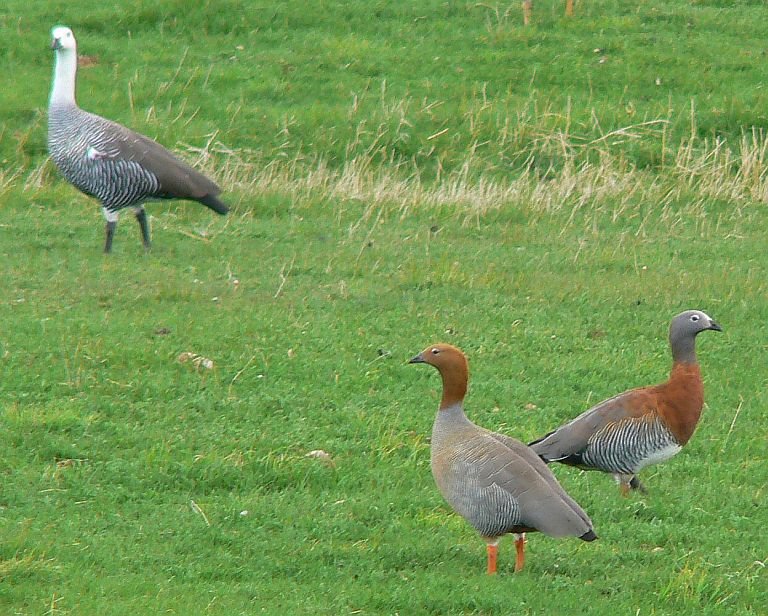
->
[[50, 48, 78, 108]]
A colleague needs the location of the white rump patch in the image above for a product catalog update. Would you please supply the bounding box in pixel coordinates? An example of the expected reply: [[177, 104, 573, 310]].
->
[[102, 208, 119, 223], [86, 146, 108, 161], [637, 443, 682, 470]]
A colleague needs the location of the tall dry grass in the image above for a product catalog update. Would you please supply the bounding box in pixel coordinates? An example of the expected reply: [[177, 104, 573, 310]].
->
[[196, 118, 767, 232], [13, 101, 768, 232]]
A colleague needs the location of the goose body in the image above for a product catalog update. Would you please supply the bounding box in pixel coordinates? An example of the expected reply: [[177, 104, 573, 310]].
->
[[47, 26, 228, 252], [530, 310, 722, 495], [410, 343, 596, 574]]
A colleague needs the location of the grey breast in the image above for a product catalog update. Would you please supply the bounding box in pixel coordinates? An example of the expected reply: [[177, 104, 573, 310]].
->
[[430, 406, 523, 536], [433, 435, 525, 537]]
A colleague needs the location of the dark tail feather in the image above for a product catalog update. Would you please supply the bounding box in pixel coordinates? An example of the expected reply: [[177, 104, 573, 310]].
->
[[199, 194, 229, 215], [527, 430, 554, 448], [528, 441, 583, 467], [580, 529, 598, 542], [528, 431, 554, 463]]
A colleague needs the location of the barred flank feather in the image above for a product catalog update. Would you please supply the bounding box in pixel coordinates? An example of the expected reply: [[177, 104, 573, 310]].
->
[[431, 412, 526, 538], [48, 108, 159, 210], [581, 415, 681, 475], [48, 106, 228, 215]]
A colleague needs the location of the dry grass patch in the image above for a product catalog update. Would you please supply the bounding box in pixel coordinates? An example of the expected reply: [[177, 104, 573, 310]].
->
[[170, 117, 768, 238]]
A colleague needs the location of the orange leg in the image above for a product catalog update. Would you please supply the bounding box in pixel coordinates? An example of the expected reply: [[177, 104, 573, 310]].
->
[[615, 473, 633, 497], [514, 534, 526, 572], [565, 0, 574, 16], [486, 542, 498, 575], [522, 0, 532, 26]]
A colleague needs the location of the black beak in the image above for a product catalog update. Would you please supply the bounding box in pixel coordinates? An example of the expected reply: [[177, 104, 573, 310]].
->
[[709, 320, 722, 332], [51, 38, 61, 50], [408, 353, 425, 364]]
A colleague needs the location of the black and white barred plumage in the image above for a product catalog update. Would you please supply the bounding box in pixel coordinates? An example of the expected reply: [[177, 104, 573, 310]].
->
[[48, 26, 228, 253], [48, 110, 160, 208], [579, 415, 681, 476]]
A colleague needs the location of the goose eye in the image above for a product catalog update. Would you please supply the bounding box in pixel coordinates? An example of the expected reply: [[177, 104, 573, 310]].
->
[[691, 315, 700, 322], [430, 348, 440, 355]]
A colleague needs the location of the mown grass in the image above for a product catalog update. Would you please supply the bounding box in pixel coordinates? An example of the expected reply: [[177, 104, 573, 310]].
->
[[1, 1, 767, 615]]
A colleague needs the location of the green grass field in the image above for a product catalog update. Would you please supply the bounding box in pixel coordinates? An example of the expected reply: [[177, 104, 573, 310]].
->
[[1, 1, 766, 614]]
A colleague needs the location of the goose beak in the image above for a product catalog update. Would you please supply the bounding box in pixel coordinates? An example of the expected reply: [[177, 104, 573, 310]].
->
[[708, 320, 722, 332], [51, 37, 62, 51], [408, 353, 425, 364]]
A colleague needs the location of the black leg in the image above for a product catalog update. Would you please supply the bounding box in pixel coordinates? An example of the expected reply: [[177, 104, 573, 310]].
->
[[135, 208, 151, 251], [629, 476, 648, 494], [104, 220, 117, 254]]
